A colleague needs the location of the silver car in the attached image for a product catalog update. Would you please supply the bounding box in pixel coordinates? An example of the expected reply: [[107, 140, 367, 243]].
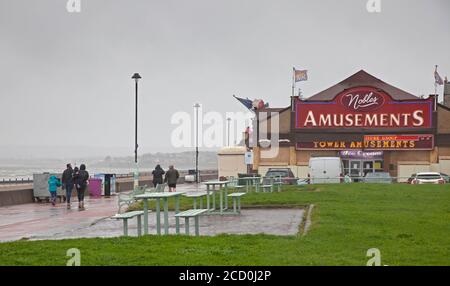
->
[[410, 172, 446, 184]]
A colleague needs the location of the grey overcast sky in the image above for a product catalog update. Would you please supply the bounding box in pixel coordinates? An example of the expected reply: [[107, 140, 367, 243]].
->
[[0, 0, 449, 157]]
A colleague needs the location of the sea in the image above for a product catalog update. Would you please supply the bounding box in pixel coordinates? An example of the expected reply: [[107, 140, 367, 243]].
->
[[0, 166, 154, 181]]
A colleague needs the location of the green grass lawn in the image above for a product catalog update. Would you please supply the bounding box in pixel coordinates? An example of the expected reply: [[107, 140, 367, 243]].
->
[[1, 184, 450, 266]]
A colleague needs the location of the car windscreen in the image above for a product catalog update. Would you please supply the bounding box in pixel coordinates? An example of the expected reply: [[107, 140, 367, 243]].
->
[[417, 174, 442, 180]]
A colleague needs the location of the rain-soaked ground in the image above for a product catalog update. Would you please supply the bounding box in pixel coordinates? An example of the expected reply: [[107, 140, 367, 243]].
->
[[0, 184, 304, 242]]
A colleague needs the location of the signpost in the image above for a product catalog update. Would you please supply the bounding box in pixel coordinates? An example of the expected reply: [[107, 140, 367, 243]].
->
[[245, 151, 253, 165]]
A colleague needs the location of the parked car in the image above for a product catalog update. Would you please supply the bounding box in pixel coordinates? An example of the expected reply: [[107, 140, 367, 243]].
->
[[363, 172, 393, 184], [265, 168, 296, 185], [308, 157, 344, 184], [440, 173, 450, 183], [410, 172, 446, 184]]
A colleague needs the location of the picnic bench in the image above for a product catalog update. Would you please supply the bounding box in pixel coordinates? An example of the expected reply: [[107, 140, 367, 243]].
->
[[228, 177, 244, 191], [240, 177, 261, 192], [260, 177, 274, 193], [227, 192, 246, 214], [117, 186, 146, 213], [204, 180, 229, 214], [135, 191, 185, 235], [183, 192, 207, 209], [117, 183, 166, 213], [111, 210, 144, 236], [175, 209, 208, 236]]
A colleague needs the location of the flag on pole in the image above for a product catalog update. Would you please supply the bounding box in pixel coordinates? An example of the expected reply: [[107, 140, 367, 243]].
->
[[435, 65, 444, 86], [233, 95, 253, 110], [294, 68, 308, 82]]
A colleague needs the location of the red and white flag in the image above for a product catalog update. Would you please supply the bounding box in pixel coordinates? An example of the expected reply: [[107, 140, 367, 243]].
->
[[435, 66, 444, 86]]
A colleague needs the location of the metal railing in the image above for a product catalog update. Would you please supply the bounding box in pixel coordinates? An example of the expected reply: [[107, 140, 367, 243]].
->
[[0, 178, 33, 185]]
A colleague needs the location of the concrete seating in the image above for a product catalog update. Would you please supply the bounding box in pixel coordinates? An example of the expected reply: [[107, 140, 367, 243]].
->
[[227, 192, 246, 214], [175, 209, 209, 236], [111, 211, 144, 236]]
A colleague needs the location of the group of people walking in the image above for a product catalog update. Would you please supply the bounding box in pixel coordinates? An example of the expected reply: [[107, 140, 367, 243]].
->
[[48, 163, 89, 210], [48, 163, 179, 209], [152, 164, 180, 192]]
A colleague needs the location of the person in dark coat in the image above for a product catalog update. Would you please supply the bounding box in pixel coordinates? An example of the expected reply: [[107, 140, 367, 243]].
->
[[164, 165, 179, 192], [74, 164, 89, 210], [151, 164, 165, 188], [61, 163, 74, 209]]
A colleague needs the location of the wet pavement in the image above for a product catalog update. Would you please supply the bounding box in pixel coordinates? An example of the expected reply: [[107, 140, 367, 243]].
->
[[0, 184, 304, 242]]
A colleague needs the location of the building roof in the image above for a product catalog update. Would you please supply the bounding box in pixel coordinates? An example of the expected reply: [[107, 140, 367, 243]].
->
[[305, 70, 418, 101], [217, 146, 247, 155]]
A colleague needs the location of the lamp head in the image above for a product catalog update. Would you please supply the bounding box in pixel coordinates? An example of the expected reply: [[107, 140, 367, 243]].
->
[[132, 73, 142, 83]]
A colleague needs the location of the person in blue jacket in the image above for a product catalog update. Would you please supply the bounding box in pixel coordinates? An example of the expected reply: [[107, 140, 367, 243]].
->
[[48, 175, 62, 206]]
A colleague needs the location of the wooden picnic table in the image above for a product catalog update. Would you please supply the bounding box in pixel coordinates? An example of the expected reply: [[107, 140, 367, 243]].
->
[[135, 191, 185, 235], [204, 180, 229, 214]]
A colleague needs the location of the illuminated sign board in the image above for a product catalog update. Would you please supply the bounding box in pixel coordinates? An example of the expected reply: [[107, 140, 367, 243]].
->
[[296, 134, 434, 150], [295, 87, 434, 129]]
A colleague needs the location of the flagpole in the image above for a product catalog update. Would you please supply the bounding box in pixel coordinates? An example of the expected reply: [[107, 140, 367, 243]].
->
[[292, 67, 295, 97], [435, 65, 438, 111], [435, 65, 438, 97]]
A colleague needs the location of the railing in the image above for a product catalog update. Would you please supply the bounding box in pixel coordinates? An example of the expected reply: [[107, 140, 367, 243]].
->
[[0, 169, 219, 185], [0, 178, 33, 185]]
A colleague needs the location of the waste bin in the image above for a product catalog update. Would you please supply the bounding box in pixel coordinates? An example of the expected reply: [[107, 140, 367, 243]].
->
[[88, 178, 102, 197], [104, 173, 116, 196], [94, 173, 116, 196]]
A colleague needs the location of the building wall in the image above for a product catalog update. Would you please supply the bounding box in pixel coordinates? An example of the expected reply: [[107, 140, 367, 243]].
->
[[397, 163, 431, 182], [258, 147, 290, 164], [385, 150, 431, 178], [258, 108, 291, 136], [218, 154, 247, 178], [439, 147, 450, 156], [296, 150, 338, 164], [438, 105, 450, 133]]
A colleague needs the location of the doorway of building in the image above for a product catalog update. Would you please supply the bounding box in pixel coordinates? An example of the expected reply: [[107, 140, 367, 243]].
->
[[343, 159, 384, 181]]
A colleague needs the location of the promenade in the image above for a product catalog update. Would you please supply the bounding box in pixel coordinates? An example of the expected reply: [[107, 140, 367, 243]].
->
[[0, 184, 304, 242]]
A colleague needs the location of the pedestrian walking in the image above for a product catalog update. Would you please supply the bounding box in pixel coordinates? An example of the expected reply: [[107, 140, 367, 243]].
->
[[152, 164, 165, 188], [48, 175, 61, 206], [164, 165, 179, 192], [74, 164, 89, 210], [61, 163, 74, 209]]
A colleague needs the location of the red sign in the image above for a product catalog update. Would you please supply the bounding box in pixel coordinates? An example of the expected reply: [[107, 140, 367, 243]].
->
[[296, 134, 434, 150], [295, 87, 434, 129], [340, 87, 385, 112]]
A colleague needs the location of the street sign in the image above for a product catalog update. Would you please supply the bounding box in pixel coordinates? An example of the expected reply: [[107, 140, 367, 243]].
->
[[245, 151, 253, 165]]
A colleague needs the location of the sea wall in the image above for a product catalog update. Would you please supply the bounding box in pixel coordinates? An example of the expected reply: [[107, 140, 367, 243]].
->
[[0, 170, 218, 207]]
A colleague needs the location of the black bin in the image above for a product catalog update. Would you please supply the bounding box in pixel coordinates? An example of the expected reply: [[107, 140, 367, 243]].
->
[[103, 174, 115, 196]]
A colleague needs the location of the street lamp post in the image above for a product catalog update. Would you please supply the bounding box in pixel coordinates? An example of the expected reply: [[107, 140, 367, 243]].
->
[[226, 117, 231, 146], [194, 103, 200, 183], [132, 73, 141, 190]]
